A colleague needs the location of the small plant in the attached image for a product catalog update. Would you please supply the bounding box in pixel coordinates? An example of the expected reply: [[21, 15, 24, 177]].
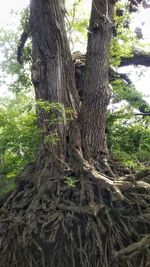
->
[[64, 176, 78, 188], [44, 133, 59, 145], [37, 100, 74, 126]]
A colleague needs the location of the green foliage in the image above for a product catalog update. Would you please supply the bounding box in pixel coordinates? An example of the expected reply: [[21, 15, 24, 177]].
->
[[110, 2, 136, 66], [44, 134, 59, 146], [0, 94, 40, 194], [66, 0, 90, 50], [0, 7, 32, 94], [0, 0, 150, 197], [20, 7, 30, 33], [107, 109, 150, 170], [37, 100, 65, 113], [37, 100, 74, 126], [64, 176, 78, 188], [111, 79, 150, 111], [0, 27, 32, 94]]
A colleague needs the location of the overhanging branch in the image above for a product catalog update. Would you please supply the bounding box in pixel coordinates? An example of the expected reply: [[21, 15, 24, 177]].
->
[[120, 51, 150, 67]]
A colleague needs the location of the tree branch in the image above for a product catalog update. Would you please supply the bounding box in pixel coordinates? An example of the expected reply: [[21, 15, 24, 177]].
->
[[134, 112, 150, 116], [120, 51, 150, 67], [17, 31, 29, 65], [109, 66, 133, 85]]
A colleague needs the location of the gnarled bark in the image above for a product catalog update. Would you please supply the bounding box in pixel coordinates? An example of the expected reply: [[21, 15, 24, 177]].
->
[[0, 1, 150, 267], [30, 0, 80, 188]]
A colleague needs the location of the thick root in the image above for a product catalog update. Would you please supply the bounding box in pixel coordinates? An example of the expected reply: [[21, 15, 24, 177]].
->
[[0, 167, 150, 267]]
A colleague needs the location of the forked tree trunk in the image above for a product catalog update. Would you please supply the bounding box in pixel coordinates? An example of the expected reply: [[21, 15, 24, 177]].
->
[[30, 0, 114, 185], [0, 1, 149, 267], [29, 0, 115, 192]]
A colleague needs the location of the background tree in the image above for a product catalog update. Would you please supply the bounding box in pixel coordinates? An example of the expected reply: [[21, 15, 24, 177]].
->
[[0, 1, 150, 267]]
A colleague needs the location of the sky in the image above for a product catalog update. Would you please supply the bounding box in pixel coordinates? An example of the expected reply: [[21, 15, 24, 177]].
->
[[0, 0, 29, 27], [119, 4, 150, 103], [0, 0, 150, 102]]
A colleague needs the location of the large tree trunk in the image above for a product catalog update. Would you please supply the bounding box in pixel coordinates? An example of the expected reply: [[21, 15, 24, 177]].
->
[[30, 0, 80, 187], [30, 0, 115, 185], [0, 1, 150, 267], [81, 0, 114, 175]]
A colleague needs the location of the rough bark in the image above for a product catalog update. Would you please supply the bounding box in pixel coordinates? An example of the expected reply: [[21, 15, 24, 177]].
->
[[30, 0, 80, 187], [0, 1, 150, 267], [80, 0, 115, 177], [74, 55, 150, 114]]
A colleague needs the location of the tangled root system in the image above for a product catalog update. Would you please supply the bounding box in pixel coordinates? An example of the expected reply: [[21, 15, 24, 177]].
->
[[0, 169, 150, 267]]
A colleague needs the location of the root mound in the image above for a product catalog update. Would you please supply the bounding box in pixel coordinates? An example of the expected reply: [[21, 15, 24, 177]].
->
[[0, 170, 150, 267]]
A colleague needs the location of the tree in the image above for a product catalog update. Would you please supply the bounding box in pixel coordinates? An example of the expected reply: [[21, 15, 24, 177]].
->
[[0, 1, 150, 267]]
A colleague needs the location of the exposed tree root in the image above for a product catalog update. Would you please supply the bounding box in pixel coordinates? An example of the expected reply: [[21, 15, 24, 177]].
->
[[116, 235, 150, 260], [0, 166, 150, 267]]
